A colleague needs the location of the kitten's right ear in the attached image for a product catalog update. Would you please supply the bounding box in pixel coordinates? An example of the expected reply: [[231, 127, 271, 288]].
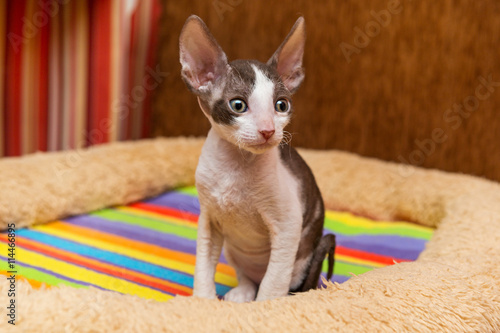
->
[[179, 15, 228, 95]]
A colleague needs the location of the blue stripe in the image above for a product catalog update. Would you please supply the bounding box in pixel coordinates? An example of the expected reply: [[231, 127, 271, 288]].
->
[[17, 229, 231, 295]]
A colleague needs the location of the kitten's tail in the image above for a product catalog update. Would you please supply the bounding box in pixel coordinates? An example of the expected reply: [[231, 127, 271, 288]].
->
[[299, 234, 336, 292], [320, 234, 336, 280]]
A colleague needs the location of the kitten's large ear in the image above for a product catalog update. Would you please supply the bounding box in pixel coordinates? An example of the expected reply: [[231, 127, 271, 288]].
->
[[179, 15, 228, 95], [267, 17, 306, 93]]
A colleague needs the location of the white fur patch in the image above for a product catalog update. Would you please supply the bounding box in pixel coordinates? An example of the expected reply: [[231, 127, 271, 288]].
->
[[291, 253, 312, 289], [248, 65, 275, 117]]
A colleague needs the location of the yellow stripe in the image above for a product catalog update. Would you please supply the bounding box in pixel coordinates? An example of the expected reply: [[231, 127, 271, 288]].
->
[[326, 211, 432, 232], [33, 224, 237, 287], [335, 254, 385, 268], [116, 206, 197, 229], [0, 242, 172, 301]]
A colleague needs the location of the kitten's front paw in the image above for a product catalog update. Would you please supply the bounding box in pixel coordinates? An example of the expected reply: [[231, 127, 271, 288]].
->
[[255, 289, 288, 302], [223, 284, 257, 303], [192, 287, 217, 300]]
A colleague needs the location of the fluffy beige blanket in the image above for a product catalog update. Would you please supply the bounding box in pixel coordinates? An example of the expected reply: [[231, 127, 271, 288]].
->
[[0, 137, 499, 332]]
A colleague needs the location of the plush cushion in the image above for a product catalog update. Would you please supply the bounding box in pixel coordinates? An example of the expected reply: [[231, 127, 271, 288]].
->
[[0, 137, 498, 332]]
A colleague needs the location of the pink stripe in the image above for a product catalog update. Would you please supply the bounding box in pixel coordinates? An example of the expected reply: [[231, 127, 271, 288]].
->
[[69, 0, 77, 149]]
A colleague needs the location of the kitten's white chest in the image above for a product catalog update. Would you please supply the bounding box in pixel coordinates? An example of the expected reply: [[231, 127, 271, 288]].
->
[[195, 144, 268, 225], [195, 129, 300, 233], [197, 165, 250, 213]]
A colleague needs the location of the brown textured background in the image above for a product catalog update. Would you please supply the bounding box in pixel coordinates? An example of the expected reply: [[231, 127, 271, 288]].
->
[[152, 0, 500, 182]]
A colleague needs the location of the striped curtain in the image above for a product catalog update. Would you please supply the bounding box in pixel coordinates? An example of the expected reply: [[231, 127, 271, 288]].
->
[[0, 0, 161, 157]]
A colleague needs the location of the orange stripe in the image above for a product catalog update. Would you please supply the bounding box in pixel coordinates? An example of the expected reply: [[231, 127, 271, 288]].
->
[[47, 222, 235, 276]]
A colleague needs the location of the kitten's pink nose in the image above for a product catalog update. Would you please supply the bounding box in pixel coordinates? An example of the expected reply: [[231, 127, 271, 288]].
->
[[259, 130, 275, 140]]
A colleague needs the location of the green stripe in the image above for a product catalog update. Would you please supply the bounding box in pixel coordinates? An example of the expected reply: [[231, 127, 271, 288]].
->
[[324, 217, 433, 240], [177, 186, 198, 196], [91, 209, 198, 240], [323, 259, 375, 276]]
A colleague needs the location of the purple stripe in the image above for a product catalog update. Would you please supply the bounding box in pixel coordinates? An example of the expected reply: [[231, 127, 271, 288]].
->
[[321, 273, 350, 285], [325, 232, 426, 261], [143, 191, 201, 215], [63, 215, 197, 254]]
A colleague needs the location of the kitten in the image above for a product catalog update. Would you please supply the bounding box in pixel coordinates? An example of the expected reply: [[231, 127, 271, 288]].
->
[[179, 15, 336, 302]]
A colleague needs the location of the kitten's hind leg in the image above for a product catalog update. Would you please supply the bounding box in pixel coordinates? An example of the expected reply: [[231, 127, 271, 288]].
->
[[298, 234, 336, 292]]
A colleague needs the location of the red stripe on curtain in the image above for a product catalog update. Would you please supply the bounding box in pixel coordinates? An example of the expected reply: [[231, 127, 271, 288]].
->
[[0, 0, 7, 157], [37, 0, 50, 152], [5, 0, 26, 156], [88, 0, 112, 146]]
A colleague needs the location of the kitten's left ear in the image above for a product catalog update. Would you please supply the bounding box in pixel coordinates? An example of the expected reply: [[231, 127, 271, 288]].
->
[[267, 17, 306, 93]]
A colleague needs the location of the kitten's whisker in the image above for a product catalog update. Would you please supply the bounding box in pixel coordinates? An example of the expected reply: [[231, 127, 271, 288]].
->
[[233, 134, 250, 161], [280, 130, 293, 146]]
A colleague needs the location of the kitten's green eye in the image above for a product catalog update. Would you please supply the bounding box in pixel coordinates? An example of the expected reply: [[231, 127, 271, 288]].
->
[[275, 99, 290, 113], [229, 99, 248, 113]]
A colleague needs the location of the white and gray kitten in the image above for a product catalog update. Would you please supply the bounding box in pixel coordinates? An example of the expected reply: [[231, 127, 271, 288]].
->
[[179, 15, 335, 302]]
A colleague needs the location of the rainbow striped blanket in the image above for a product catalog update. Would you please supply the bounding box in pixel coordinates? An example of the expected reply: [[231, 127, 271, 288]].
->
[[0, 187, 433, 301]]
